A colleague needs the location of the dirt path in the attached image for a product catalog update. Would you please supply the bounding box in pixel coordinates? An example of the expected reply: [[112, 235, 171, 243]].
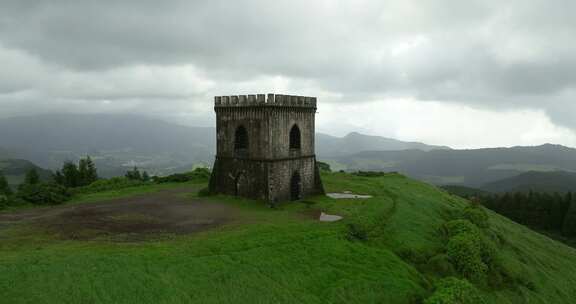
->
[[0, 186, 243, 241]]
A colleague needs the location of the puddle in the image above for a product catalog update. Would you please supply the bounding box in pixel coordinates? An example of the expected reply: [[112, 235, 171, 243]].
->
[[319, 212, 343, 222], [327, 192, 372, 199]]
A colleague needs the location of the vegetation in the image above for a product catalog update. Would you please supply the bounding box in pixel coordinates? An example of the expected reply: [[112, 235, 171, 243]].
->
[[16, 182, 71, 206], [153, 167, 211, 183], [23, 168, 40, 186], [482, 171, 576, 193], [0, 171, 12, 196], [441, 185, 490, 198], [54, 157, 99, 188], [0, 157, 209, 210], [425, 277, 485, 304], [0, 158, 53, 188], [2, 172, 576, 303], [480, 192, 576, 239], [317, 161, 332, 172], [351, 170, 392, 177]]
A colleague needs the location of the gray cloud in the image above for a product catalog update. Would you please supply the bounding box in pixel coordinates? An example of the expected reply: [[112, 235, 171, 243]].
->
[[1, 0, 576, 137]]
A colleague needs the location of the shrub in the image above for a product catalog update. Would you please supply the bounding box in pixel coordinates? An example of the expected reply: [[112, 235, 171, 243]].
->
[[424, 277, 485, 304], [72, 177, 147, 194], [317, 161, 332, 172], [0, 194, 8, 209], [441, 219, 479, 239], [16, 183, 71, 205], [197, 187, 211, 197], [345, 223, 369, 241], [352, 171, 389, 177], [446, 233, 488, 282], [460, 205, 489, 229], [426, 254, 457, 277], [154, 168, 211, 184], [300, 200, 316, 208]]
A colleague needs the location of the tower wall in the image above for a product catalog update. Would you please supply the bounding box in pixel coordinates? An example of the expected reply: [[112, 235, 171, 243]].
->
[[209, 93, 324, 202]]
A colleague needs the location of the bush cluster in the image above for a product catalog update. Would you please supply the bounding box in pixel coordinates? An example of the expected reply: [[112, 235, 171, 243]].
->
[[317, 161, 332, 172], [72, 177, 148, 194], [345, 222, 369, 241], [424, 277, 485, 304], [352, 171, 390, 177], [446, 231, 488, 282], [0, 194, 8, 209], [460, 205, 490, 229], [440, 203, 499, 286], [197, 187, 211, 197], [154, 168, 211, 183], [16, 183, 71, 206]]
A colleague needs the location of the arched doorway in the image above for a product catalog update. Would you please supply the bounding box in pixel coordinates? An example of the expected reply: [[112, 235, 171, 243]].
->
[[290, 172, 302, 201]]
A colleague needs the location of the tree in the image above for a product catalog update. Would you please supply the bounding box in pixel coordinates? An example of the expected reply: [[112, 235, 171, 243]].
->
[[0, 171, 12, 196], [78, 158, 89, 186], [61, 161, 79, 188], [53, 170, 65, 186], [142, 171, 150, 182], [85, 156, 98, 184], [125, 167, 142, 181], [563, 198, 576, 237], [24, 168, 40, 185]]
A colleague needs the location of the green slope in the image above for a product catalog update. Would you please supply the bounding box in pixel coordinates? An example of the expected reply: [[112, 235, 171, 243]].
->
[[1, 173, 576, 303]]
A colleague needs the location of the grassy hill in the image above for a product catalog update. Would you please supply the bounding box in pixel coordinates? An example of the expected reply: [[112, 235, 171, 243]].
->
[[482, 171, 576, 193], [0, 158, 52, 187], [1, 173, 576, 303]]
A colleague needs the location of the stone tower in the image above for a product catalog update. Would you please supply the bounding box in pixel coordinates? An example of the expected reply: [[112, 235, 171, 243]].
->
[[209, 93, 324, 202]]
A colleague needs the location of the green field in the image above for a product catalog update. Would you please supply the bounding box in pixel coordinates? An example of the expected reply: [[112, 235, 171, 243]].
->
[[1, 173, 576, 303]]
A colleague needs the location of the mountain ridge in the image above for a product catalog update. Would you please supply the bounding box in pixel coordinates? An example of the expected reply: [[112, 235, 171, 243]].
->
[[0, 114, 450, 176]]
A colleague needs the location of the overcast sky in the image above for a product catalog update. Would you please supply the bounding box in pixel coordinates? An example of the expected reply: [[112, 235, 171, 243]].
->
[[1, 0, 576, 149]]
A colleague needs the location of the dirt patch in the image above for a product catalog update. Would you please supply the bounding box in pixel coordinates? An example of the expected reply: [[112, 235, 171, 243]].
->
[[0, 187, 243, 241]]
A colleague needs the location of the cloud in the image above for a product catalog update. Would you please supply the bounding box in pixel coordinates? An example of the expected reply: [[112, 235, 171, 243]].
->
[[0, 0, 576, 146]]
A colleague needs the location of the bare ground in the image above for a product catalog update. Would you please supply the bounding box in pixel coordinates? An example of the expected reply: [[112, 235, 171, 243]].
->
[[0, 187, 243, 241]]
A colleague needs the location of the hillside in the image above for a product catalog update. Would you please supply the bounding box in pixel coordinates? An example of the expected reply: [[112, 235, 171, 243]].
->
[[441, 185, 491, 198], [330, 144, 576, 187], [0, 159, 52, 187], [482, 171, 576, 193], [1, 173, 576, 303]]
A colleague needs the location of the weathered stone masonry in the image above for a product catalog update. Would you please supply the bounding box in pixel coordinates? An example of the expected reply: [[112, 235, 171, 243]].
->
[[209, 93, 325, 202]]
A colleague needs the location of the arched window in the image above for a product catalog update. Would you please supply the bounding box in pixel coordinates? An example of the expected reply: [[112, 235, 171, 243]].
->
[[289, 124, 301, 150], [234, 126, 248, 152]]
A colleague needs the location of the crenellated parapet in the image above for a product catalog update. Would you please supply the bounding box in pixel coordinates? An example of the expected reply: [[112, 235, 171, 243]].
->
[[214, 93, 317, 108]]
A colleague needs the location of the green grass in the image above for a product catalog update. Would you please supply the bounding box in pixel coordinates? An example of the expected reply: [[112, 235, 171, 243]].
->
[[1, 172, 576, 303], [69, 181, 204, 204]]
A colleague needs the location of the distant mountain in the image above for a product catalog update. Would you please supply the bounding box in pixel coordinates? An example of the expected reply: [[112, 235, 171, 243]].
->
[[316, 132, 450, 156], [0, 114, 215, 177], [0, 159, 52, 187], [0, 114, 448, 177], [482, 171, 576, 193], [329, 144, 576, 187]]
